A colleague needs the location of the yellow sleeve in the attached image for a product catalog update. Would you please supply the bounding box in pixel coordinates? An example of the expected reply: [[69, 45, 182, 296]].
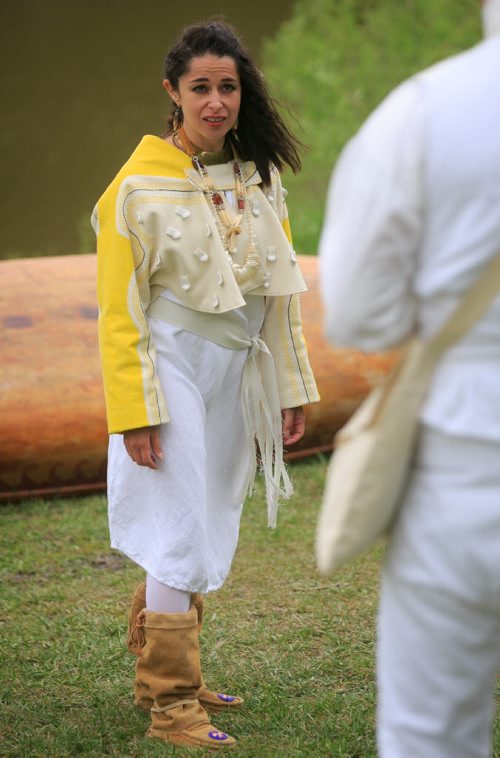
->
[[94, 193, 168, 434], [260, 294, 320, 409], [261, 171, 319, 408]]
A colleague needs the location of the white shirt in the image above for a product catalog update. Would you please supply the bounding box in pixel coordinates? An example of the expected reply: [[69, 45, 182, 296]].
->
[[319, 34, 500, 442]]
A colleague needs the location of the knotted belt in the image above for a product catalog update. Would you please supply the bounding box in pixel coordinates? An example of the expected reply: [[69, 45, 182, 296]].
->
[[147, 295, 293, 528]]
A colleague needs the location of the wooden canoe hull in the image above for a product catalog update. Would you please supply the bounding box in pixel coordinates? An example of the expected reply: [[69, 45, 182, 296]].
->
[[0, 254, 395, 501]]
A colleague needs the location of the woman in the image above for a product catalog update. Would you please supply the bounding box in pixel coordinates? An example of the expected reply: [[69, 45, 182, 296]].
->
[[92, 20, 319, 750]]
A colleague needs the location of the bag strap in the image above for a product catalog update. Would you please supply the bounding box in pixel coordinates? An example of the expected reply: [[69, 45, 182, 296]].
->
[[426, 252, 500, 356]]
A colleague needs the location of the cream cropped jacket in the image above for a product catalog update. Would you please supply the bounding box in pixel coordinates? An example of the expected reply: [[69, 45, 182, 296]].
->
[[93, 135, 319, 433]]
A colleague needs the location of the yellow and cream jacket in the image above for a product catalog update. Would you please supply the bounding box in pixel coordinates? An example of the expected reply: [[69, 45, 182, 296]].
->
[[92, 135, 319, 433]]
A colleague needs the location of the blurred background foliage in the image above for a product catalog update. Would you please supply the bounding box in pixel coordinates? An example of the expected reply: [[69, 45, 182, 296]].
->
[[0, 0, 482, 260], [263, 0, 481, 255]]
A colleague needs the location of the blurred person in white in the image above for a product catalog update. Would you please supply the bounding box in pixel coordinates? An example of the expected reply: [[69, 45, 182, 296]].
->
[[319, 1, 500, 756]]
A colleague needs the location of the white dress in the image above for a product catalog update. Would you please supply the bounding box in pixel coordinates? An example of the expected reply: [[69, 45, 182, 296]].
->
[[107, 290, 265, 593]]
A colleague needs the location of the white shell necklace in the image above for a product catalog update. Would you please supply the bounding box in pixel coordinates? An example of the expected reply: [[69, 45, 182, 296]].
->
[[178, 127, 262, 286]]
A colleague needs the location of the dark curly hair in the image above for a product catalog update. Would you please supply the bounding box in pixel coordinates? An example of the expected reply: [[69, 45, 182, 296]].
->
[[163, 20, 303, 186]]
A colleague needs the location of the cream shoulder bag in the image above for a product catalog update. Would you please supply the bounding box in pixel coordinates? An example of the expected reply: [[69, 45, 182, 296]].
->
[[316, 253, 500, 575]]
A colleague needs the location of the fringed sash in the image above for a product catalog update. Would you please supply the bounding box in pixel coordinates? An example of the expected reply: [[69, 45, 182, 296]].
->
[[147, 295, 293, 527]]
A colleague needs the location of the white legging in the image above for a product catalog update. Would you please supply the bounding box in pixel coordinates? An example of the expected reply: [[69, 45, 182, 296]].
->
[[146, 574, 191, 613]]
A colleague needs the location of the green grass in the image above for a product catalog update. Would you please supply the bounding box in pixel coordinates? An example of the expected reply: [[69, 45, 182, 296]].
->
[[2, 458, 500, 756], [0, 458, 380, 756]]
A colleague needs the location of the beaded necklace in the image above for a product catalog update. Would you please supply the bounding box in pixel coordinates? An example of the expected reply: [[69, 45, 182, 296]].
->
[[177, 127, 261, 286]]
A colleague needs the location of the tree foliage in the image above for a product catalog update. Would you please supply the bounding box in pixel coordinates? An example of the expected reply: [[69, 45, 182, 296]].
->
[[263, 0, 482, 253]]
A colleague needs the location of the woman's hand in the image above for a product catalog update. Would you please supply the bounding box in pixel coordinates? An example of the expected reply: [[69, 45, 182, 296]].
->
[[282, 406, 305, 446], [123, 426, 163, 470]]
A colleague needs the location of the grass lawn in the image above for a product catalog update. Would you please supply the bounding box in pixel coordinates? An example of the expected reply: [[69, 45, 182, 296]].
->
[[1, 457, 499, 756]]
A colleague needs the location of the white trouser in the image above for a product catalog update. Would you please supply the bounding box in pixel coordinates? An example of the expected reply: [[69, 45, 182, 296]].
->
[[377, 427, 500, 758]]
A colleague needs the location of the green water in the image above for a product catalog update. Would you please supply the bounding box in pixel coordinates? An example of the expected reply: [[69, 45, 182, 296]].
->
[[0, 0, 293, 258]]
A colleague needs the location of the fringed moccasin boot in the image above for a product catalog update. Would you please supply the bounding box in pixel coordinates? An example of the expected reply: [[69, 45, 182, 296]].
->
[[132, 607, 236, 749], [127, 582, 244, 714]]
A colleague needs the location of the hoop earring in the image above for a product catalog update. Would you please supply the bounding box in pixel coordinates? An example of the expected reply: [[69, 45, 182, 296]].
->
[[173, 105, 183, 134], [231, 117, 239, 142]]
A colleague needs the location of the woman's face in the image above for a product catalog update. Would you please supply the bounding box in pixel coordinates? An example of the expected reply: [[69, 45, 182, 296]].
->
[[163, 54, 241, 153]]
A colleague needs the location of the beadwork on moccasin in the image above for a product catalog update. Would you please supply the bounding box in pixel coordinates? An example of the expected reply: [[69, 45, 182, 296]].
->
[[208, 730, 230, 741]]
